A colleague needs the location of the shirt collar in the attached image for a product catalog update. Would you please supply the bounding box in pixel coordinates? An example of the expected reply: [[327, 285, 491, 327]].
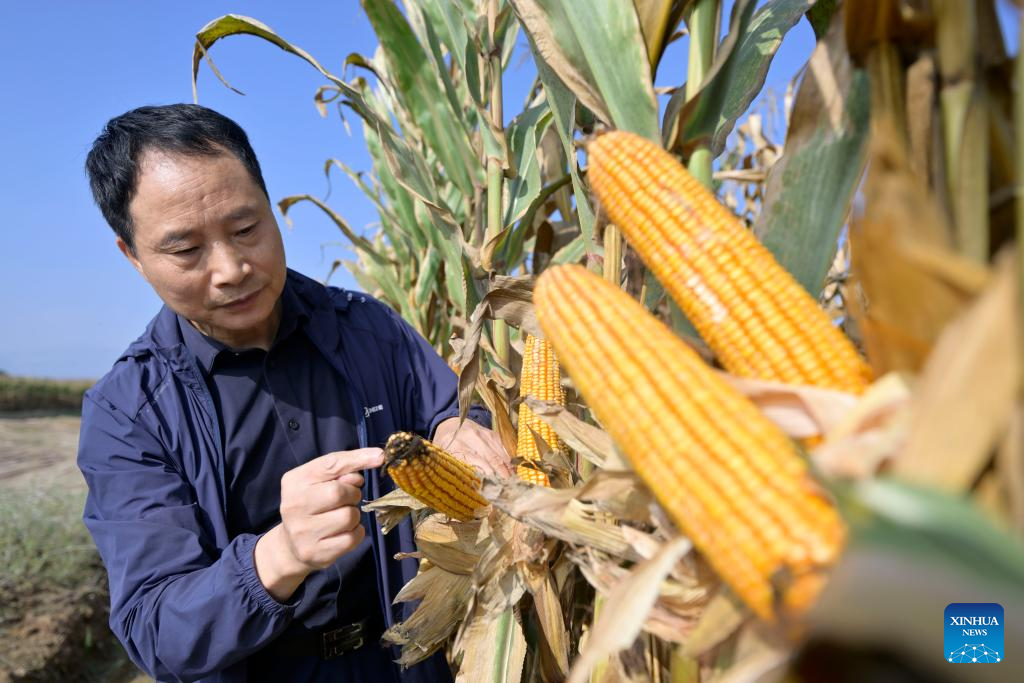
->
[[177, 314, 224, 375], [275, 275, 310, 343], [177, 278, 311, 374]]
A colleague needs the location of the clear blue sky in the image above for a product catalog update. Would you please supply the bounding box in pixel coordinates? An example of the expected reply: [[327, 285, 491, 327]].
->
[[1, 2, 1016, 379]]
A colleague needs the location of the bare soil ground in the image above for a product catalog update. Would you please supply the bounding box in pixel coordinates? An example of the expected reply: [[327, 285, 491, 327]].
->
[[0, 413, 81, 486], [0, 413, 151, 683]]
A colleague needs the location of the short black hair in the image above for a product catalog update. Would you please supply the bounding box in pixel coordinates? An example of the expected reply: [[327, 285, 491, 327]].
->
[[85, 104, 269, 253]]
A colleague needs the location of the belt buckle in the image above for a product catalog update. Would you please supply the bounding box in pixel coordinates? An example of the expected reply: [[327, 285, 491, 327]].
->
[[322, 620, 366, 660]]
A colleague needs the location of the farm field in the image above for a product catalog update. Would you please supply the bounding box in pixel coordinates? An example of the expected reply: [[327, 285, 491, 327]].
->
[[0, 412, 150, 683]]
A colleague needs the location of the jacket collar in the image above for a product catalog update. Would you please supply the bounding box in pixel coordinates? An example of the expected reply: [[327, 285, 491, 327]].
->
[[175, 275, 313, 375], [120, 269, 349, 365]]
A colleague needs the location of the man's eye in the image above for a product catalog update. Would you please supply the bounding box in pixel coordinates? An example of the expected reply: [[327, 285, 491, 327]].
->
[[173, 247, 199, 256], [237, 225, 256, 236]]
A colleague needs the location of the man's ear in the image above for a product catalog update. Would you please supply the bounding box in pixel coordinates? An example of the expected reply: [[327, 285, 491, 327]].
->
[[116, 237, 148, 283]]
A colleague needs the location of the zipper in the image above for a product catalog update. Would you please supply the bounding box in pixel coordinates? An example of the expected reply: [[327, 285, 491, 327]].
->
[[316, 330, 398, 631]]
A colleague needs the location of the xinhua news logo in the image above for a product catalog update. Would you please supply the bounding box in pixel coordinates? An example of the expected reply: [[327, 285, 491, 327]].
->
[[945, 603, 1003, 663]]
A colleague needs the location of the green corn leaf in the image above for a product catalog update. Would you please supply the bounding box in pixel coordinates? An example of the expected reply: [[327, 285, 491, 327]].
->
[[406, 1, 485, 163], [414, 246, 443, 308], [505, 105, 554, 228], [510, 0, 660, 141], [362, 124, 430, 252], [324, 159, 413, 261], [531, 36, 595, 254], [809, 478, 1024, 679], [361, 0, 481, 196], [192, 14, 391, 135], [752, 16, 869, 296], [277, 194, 381, 257], [661, 0, 757, 157], [710, 0, 816, 156], [414, 0, 470, 69], [552, 234, 590, 265], [498, 173, 572, 269]]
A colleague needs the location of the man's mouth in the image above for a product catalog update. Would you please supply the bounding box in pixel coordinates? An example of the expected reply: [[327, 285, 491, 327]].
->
[[221, 289, 261, 309]]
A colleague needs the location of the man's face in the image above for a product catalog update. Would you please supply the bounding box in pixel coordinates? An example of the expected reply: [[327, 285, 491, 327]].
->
[[120, 149, 286, 347]]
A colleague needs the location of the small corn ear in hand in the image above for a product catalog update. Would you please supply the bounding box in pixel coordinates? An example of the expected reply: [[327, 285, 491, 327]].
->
[[587, 130, 872, 394], [534, 264, 846, 620], [383, 432, 488, 522]]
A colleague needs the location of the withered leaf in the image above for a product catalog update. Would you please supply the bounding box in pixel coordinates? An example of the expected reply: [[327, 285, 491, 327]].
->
[[567, 536, 693, 683], [892, 253, 1018, 491]]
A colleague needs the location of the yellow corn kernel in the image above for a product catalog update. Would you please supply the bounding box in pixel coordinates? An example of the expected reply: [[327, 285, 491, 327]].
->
[[587, 131, 872, 394], [383, 432, 488, 522], [516, 334, 564, 486], [534, 264, 846, 620], [516, 462, 551, 487]]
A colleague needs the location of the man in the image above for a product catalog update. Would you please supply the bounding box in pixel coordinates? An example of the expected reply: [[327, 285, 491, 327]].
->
[[79, 104, 511, 683]]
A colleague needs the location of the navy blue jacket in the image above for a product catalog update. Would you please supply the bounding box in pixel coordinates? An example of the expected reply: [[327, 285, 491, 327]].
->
[[78, 269, 486, 682]]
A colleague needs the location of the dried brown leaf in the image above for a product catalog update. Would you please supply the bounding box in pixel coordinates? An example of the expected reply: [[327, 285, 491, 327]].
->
[[905, 53, 936, 183], [851, 119, 988, 374], [468, 514, 534, 620], [362, 488, 426, 534], [721, 374, 859, 439], [578, 470, 654, 523], [476, 374, 518, 459], [483, 478, 640, 559], [618, 526, 662, 561], [812, 372, 913, 480], [414, 517, 486, 575], [573, 549, 708, 646], [487, 275, 542, 336], [892, 253, 1019, 490], [384, 565, 473, 667], [525, 397, 628, 469], [997, 404, 1024, 533], [454, 606, 527, 683], [707, 622, 791, 683], [681, 590, 749, 658], [454, 305, 487, 423], [567, 537, 693, 683], [522, 562, 570, 677]]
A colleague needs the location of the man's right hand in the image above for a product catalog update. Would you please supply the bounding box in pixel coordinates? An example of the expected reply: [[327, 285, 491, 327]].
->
[[254, 448, 384, 603]]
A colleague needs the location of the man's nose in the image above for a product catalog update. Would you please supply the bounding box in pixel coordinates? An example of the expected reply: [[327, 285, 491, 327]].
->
[[208, 241, 251, 286]]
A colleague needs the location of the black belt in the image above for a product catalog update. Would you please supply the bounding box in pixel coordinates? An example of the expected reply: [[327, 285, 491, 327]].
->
[[266, 617, 379, 660]]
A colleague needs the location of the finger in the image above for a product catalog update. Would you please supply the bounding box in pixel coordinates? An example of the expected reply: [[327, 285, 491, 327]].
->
[[318, 524, 367, 558], [303, 481, 363, 515], [489, 451, 515, 477], [302, 448, 384, 484], [302, 525, 367, 569], [454, 450, 498, 477], [336, 472, 364, 488], [456, 437, 514, 478], [313, 505, 364, 539]]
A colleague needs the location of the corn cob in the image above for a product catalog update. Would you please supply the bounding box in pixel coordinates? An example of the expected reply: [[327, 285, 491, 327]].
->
[[534, 265, 846, 619], [383, 432, 488, 522], [516, 462, 551, 487], [515, 334, 564, 487], [587, 130, 872, 394]]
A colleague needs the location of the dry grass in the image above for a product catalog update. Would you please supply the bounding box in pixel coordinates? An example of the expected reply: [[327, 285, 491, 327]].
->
[[0, 375, 93, 412]]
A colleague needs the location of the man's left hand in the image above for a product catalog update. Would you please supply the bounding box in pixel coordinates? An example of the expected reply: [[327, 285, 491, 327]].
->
[[432, 417, 513, 478]]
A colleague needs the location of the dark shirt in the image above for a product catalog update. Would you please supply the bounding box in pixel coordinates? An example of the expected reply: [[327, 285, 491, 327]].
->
[[79, 268, 477, 683], [177, 280, 396, 682]]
